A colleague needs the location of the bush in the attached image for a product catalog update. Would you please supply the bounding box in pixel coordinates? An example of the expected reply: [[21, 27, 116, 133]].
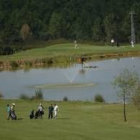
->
[[63, 96, 68, 101], [41, 58, 47, 64], [132, 85, 140, 109], [24, 61, 32, 67], [94, 94, 105, 103], [0, 46, 14, 55], [132, 94, 140, 109], [10, 61, 19, 68], [19, 94, 30, 100], [31, 89, 43, 100], [47, 59, 53, 65], [0, 92, 3, 98], [0, 61, 3, 65]]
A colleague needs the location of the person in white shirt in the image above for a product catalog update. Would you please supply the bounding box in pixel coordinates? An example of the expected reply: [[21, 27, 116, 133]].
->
[[38, 103, 44, 118], [11, 103, 15, 112], [74, 40, 78, 49], [111, 38, 115, 47], [54, 104, 59, 119], [131, 41, 134, 47]]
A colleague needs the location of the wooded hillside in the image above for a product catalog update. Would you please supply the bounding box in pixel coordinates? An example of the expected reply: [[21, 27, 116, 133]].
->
[[0, 0, 140, 45]]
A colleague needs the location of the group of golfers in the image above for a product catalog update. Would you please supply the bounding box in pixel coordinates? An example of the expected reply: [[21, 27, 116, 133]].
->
[[6, 103, 59, 120], [30, 103, 59, 119]]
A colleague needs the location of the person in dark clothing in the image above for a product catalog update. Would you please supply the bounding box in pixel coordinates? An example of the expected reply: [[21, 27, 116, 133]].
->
[[116, 40, 120, 47], [48, 104, 54, 119]]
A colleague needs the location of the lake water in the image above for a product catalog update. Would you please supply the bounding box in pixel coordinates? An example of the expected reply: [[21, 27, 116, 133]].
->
[[0, 57, 140, 103]]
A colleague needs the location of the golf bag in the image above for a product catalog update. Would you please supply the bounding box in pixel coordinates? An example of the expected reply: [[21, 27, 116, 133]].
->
[[34, 110, 44, 119], [29, 110, 35, 119], [35, 110, 39, 119], [10, 110, 17, 120]]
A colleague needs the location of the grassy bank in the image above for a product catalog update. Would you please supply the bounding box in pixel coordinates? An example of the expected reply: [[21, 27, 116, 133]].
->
[[0, 100, 140, 140], [0, 43, 140, 70], [0, 43, 140, 61]]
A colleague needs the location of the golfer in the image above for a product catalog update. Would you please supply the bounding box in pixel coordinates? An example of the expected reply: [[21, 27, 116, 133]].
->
[[54, 104, 59, 119]]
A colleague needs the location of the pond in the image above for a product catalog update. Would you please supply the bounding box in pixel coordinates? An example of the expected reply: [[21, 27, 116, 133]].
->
[[0, 57, 140, 103]]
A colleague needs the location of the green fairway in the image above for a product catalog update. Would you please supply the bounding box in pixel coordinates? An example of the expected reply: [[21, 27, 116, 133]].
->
[[0, 100, 140, 140], [0, 43, 140, 61]]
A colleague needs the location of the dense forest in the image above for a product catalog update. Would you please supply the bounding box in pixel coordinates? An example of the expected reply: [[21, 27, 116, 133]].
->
[[0, 0, 140, 54]]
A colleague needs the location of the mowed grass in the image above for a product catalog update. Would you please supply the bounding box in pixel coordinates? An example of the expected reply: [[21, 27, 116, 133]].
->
[[0, 43, 140, 61], [0, 100, 140, 140]]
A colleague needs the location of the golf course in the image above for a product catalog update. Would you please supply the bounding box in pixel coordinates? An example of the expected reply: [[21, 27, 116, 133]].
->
[[0, 43, 140, 140], [0, 42, 140, 140], [0, 41, 140, 140], [0, 100, 140, 140], [1, 0, 140, 139]]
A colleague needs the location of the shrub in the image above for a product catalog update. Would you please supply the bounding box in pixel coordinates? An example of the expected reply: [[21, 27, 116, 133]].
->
[[19, 94, 30, 100], [132, 94, 140, 109], [0, 92, 3, 98], [10, 61, 19, 68], [63, 96, 68, 101], [0, 61, 3, 65], [31, 89, 43, 100], [132, 85, 140, 109], [1, 46, 14, 55], [47, 59, 53, 65], [24, 61, 32, 67], [41, 58, 47, 64], [94, 94, 105, 103]]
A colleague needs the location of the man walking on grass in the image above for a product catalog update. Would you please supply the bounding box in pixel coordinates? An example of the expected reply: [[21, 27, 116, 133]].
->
[[54, 104, 59, 119], [48, 104, 54, 119]]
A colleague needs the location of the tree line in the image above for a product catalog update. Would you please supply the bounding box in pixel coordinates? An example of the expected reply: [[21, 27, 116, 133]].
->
[[0, 0, 140, 54]]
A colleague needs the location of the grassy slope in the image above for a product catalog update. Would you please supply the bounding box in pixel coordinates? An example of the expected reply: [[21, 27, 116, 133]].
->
[[0, 100, 140, 140], [0, 43, 140, 61]]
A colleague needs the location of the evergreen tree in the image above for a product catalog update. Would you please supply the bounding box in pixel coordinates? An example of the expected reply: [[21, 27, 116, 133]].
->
[[0, 0, 140, 46]]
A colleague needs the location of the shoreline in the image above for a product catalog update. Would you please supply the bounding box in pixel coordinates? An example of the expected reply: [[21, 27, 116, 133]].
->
[[0, 51, 140, 71]]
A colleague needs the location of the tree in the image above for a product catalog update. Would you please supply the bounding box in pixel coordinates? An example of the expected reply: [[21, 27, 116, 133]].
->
[[20, 23, 31, 41], [131, 84, 140, 109], [1, 0, 140, 45], [113, 69, 139, 122], [104, 13, 123, 42], [92, 18, 104, 42], [121, 15, 131, 43], [48, 12, 62, 39]]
